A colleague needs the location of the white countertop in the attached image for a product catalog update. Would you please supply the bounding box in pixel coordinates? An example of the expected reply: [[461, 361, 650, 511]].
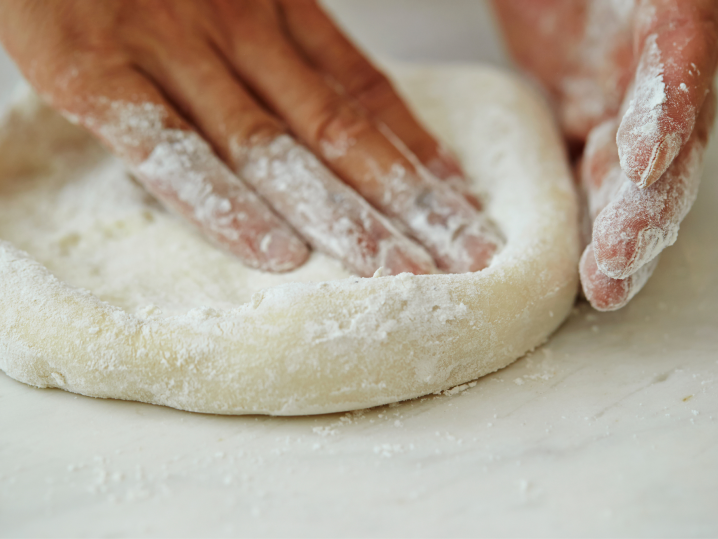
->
[[2, 2, 717, 537]]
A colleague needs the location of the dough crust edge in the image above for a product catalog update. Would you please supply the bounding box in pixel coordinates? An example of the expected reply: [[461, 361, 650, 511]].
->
[[0, 64, 580, 415]]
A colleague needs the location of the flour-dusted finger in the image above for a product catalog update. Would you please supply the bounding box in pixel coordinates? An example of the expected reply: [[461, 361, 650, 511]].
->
[[132, 40, 435, 277], [617, 0, 718, 188], [594, 88, 715, 280], [580, 243, 659, 311], [214, 14, 501, 272], [580, 119, 656, 310], [277, 0, 466, 184], [580, 120, 642, 310], [234, 136, 436, 277], [51, 66, 309, 272], [581, 118, 626, 221], [376, 123, 483, 210]]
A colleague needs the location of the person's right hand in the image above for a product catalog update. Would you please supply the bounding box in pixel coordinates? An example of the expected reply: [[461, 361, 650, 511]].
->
[[0, 0, 500, 276]]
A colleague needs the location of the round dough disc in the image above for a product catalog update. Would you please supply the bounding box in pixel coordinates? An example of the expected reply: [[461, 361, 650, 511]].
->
[[0, 64, 580, 415]]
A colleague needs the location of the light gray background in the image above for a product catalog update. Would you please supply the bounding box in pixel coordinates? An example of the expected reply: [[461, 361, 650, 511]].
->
[[2, 2, 718, 538]]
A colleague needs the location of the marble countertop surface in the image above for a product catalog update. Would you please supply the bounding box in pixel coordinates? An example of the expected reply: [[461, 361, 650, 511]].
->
[[2, 2, 717, 537]]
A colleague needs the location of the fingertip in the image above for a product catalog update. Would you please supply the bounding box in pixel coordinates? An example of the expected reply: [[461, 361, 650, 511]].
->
[[443, 175, 483, 210], [425, 148, 466, 183], [441, 226, 499, 274], [381, 241, 436, 276], [254, 229, 310, 273], [580, 243, 660, 312], [621, 131, 682, 189], [579, 244, 630, 311], [463, 234, 498, 273]]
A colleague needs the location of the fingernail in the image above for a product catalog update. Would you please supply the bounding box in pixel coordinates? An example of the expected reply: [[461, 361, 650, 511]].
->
[[459, 230, 498, 273], [440, 223, 499, 274], [424, 152, 482, 209], [444, 176, 482, 209], [426, 152, 465, 182], [638, 132, 681, 189], [259, 230, 309, 273]]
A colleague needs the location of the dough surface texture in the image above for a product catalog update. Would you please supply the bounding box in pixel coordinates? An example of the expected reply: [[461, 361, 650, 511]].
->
[[0, 65, 579, 415]]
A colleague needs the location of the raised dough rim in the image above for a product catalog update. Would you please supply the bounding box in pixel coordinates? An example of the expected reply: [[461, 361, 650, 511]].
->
[[0, 64, 580, 415]]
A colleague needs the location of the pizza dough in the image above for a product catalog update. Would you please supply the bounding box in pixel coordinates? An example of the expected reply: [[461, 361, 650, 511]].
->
[[0, 64, 580, 415]]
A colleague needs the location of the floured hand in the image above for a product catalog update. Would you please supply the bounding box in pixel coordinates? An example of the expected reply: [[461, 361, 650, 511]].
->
[[0, 0, 500, 276], [494, 0, 718, 310]]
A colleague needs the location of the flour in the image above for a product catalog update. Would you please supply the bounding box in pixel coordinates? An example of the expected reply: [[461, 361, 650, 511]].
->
[[235, 134, 435, 277], [580, 243, 660, 311], [95, 99, 309, 273], [617, 33, 683, 189], [378, 123, 481, 209], [594, 119, 706, 279], [0, 64, 580, 415], [356, 124, 503, 273]]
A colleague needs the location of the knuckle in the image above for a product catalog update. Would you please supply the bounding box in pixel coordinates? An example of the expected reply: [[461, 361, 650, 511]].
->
[[229, 26, 286, 66], [346, 68, 396, 111], [235, 116, 284, 146], [215, 0, 283, 52], [310, 99, 373, 148], [39, 55, 128, 114]]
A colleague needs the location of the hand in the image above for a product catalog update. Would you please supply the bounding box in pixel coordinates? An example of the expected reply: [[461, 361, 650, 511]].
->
[[494, 0, 718, 310], [0, 0, 499, 277]]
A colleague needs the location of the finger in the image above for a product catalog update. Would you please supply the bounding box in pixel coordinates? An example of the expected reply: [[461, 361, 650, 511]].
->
[[376, 123, 483, 210], [134, 41, 435, 276], [580, 119, 655, 310], [51, 63, 308, 272], [214, 19, 501, 272], [580, 243, 659, 311], [581, 118, 625, 221], [235, 136, 436, 277], [594, 88, 715, 279], [617, 0, 718, 188], [277, 0, 466, 183]]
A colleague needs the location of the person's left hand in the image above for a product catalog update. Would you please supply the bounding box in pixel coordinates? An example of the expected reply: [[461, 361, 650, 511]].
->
[[494, 0, 718, 310]]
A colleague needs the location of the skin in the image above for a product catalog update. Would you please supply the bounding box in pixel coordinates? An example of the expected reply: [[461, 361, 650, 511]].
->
[[493, 0, 718, 310], [0, 0, 496, 277], [1, 1, 715, 309]]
